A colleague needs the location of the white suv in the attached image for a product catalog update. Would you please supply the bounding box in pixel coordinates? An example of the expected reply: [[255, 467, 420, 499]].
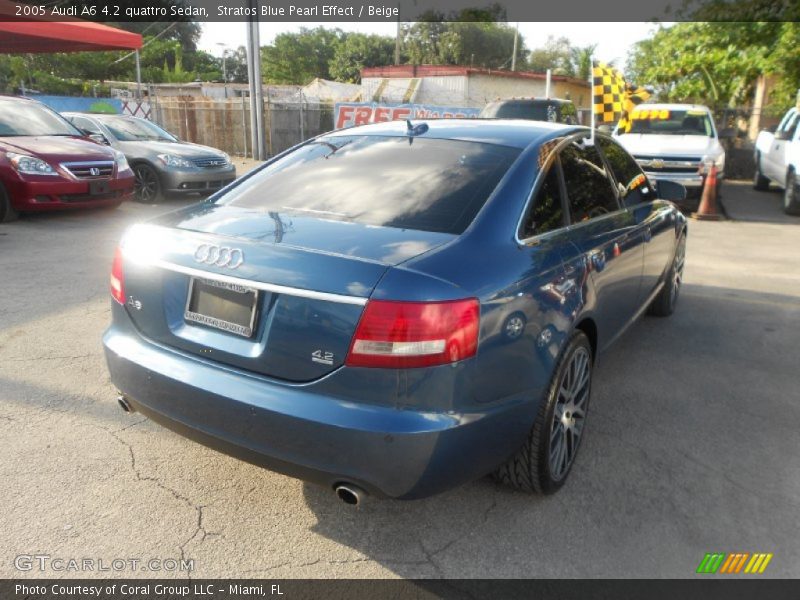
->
[[614, 104, 725, 207]]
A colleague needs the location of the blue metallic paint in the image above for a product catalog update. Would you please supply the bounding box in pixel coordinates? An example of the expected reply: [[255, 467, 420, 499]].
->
[[104, 120, 686, 499]]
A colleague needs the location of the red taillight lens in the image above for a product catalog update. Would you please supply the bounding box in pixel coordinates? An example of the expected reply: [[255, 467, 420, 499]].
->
[[110, 246, 125, 305], [346, 299, 479, 368]]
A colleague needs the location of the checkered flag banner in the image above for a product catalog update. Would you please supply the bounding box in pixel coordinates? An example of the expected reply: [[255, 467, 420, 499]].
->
[[593, 62, 625, 124], [592, 61, 651, 129]]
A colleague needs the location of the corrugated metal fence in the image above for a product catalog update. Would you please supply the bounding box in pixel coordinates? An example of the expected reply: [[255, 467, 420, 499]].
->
[[150, 96, 335, 158]]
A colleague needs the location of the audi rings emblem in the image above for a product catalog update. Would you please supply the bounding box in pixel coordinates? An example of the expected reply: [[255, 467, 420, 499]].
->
[[194, 244, 245, 269]]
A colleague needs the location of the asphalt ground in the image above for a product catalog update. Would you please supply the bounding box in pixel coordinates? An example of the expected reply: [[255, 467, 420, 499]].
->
[[0, 179, 798, 579]]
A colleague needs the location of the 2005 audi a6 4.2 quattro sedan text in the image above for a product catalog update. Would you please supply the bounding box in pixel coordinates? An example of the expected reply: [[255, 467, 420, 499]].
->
[[104, 120, 687, 503]]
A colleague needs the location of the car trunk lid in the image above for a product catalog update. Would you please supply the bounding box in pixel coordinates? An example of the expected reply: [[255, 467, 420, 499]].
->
[[118, 210, 454, 382]]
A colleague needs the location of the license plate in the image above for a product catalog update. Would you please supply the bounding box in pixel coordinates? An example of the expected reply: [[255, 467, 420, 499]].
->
[[184, 278, 258, 338], [89, 180, 111, 195]]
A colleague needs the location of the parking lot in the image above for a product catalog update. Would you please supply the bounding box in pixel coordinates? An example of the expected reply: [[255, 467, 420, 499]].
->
[[0, 180, 798, 579]]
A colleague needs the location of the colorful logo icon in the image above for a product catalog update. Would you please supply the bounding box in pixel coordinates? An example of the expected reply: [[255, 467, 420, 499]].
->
[[696, 552, 773, 574]]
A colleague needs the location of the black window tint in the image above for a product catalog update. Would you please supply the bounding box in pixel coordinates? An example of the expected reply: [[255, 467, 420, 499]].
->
[[784, 114, 799, 140], [221, 136, 521, 234], [597, 136, 653, 207], [522, 164, 564, 237], [560, 142, 619, 222]]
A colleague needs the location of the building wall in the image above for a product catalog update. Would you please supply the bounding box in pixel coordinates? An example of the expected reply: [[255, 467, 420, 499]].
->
[[467, 76, 589, 109], [362, 74, 590, 110]]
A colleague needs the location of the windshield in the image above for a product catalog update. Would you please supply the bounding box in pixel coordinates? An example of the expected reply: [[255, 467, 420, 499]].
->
[[620, 109, 715, 137], [480, 101, 570, 122], [100, 117, 177, 142], [0, 101, 82, 137], [219, 135, 521, 234]]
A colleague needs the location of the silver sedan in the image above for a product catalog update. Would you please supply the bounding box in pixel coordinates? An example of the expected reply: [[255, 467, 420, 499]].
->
[[63, 113, 236, 203]]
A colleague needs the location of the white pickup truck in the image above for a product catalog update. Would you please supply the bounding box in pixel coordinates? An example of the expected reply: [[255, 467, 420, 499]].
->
[[754, 107, 800, 215], [614, 103, 726, 209]]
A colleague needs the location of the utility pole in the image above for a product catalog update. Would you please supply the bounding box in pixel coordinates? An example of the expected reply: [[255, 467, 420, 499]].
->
[[511, 23, 519, 72], [134, 49, 142, 100], [217, 43, 228, 82], [246, 6, 266, 160], [394, 6, 401, 65]]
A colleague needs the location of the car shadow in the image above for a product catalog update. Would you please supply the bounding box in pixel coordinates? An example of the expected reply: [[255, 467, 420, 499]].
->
[[299, 282, 800, 578], [719, 180, 797, 224]]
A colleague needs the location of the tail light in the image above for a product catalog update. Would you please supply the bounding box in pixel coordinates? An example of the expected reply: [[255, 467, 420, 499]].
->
[[110, 246, 125, 305], [346, 299, 479, 368]]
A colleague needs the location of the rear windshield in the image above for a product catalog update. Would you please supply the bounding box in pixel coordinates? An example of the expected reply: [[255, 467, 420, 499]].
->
[[480, 101, 575, 123], [219, 135, 520, 234]]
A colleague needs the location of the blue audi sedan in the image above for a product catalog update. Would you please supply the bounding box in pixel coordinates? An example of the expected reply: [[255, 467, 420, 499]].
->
[[104, 120, 687, 502]]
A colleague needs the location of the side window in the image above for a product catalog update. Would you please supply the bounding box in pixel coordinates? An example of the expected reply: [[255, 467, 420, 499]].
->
[[71, 116, 101, 135], [560, 142, 619, 222], [777, 110, 796, 133], [783, 114, 799, 140], [521, 162, 565, 238], [597, 136, 653, 207]]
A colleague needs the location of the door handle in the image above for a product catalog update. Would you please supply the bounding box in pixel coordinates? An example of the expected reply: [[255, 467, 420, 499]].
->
[[644, 227, 652, 242]]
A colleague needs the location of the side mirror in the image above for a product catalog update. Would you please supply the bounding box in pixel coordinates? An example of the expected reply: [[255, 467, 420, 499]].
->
[[87, 132, 110, 145], [764, 124, 777, 134], [656, 180, 687, 203], [774, 130, 792, 141], [718, 127, 736, 139]]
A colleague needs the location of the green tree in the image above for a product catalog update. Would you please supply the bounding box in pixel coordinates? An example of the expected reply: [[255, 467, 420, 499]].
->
[[626, 22, 788, 111], [52, 0, 202, 50], [261, 27, 345, 84], [223, 47, 249, 84], [402, 18, 526, 69], [528, 36, 574, 74], [571, 44, 597, 81], [329, 34, 396, 83], [528, 37, 596, 79]]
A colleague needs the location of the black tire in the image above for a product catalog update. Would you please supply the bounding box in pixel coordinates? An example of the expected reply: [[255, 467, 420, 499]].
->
[[784, 170, 800, 216], [753, 155, 770, 191], [0, 183, 19, 223], [495, 330, 593, 495], [133, 163, 162, 203], [648, 232, 686, 317]]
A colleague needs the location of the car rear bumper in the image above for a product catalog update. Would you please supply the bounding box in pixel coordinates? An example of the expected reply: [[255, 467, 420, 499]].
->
[[103, 317, 536, 499], [160, 167, 236, 195], [7, 172, 135, 210]]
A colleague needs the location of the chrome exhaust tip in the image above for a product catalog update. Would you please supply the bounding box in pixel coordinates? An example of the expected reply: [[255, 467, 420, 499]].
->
[[334, 484, 365, 506], [117, 395, 135, 414]]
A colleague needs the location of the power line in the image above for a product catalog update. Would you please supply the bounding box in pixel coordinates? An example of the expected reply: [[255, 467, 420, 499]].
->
[[112, 22, 179, 64]]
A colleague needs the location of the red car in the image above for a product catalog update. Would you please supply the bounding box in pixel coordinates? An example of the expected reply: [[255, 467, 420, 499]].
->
[[0, 96, 135, 222]]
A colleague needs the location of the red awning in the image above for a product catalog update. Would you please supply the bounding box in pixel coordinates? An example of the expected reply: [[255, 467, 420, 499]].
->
[[0, 1, 142, 53]]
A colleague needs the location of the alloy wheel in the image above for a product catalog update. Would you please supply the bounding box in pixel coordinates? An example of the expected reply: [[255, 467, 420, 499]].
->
[[505, 315, 525, 339], [134, 166, 159, 202], [549, 346, 591, 481], [671, 235, 686, 306]]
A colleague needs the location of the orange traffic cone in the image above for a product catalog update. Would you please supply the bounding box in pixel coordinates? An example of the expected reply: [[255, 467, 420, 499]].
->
[[691, 163, 724, 220]]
